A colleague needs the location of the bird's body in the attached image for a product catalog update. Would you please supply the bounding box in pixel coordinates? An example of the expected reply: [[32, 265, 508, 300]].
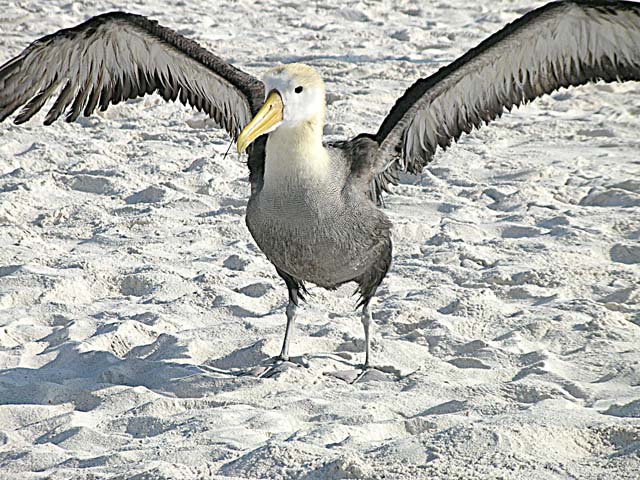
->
[[242, 87, 392, 363], [247, 133, 391, 294], [2, 1, 640, 374]]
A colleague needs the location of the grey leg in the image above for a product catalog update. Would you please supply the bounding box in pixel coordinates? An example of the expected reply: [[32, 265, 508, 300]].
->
[[273, 268, 305, 365], [279, 300, 297, 361], [361, 303, 373, 367]]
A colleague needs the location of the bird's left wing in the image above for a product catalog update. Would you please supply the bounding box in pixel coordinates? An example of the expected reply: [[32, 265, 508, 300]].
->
[[0, 12, 264, 139], [372, 0, 640, 178]]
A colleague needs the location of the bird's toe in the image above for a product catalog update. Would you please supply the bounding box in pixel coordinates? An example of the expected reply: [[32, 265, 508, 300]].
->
[[249, 355, 310, 378], [325, 364, 403, 383]]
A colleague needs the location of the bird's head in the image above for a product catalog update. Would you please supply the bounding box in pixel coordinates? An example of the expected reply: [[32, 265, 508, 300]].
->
[[237, 63, 325, 153]]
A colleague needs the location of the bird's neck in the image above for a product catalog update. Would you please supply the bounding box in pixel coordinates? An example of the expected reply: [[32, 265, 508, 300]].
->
[[263, 117, 330, 187]]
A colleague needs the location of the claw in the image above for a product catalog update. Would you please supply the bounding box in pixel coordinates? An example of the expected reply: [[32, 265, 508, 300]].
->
[[325, 363, 403, 383], [255, 355, 310, 378]]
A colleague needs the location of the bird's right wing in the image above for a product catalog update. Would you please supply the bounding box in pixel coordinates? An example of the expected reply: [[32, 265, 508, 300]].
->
[[0, 12, 264, 140], [372, 0, 640, 177]]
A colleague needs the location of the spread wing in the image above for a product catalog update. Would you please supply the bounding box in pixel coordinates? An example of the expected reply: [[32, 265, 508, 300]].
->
[[0, 11, 264, 140], [371, 0, 640, 179]]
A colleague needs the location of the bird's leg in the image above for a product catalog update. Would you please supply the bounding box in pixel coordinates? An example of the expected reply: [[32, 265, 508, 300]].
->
[[279, 299, 297, 361], [256, 274, 308, 378], [324, 300, 376, 384], [258, 296, 309, 378], [361, 302, 373, 368]]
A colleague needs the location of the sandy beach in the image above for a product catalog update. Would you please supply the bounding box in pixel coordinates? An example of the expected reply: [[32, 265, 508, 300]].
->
[[0, 0, 639, 478]]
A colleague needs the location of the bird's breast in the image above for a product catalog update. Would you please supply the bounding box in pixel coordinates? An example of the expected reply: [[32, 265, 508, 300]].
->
[[246, 138, 391, 287], [246, 176, 391, 288]]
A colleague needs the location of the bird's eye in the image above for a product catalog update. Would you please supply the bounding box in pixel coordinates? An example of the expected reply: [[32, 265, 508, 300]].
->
[[295, 86, 303, 94]]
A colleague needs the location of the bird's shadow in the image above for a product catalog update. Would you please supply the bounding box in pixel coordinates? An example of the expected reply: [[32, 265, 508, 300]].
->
[[0, 313, 412, 410], [202, 339, 364, 376], [0, 341, 256, 411]]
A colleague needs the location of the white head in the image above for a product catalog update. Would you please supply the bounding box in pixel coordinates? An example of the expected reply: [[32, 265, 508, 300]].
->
[[237, 63, 325, 152], [262, 63, 325, 127]]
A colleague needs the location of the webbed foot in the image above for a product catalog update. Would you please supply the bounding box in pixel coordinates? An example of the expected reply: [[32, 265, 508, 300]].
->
[[324, 363, 403, 383], [249, 355, 310, 378]]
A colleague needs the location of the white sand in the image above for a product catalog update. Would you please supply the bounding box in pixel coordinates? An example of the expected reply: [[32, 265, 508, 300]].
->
[[1, 0, 639, 478]]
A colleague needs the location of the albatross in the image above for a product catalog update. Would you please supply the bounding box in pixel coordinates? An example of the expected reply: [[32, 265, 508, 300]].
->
[[1, 1, 639, 375]]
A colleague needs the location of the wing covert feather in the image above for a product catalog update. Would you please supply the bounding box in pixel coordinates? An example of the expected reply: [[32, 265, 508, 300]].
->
[[374, 1, 640, 174], [0, 12, 265, 139]]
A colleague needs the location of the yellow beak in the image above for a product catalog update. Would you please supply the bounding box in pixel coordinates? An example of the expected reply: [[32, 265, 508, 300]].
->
[[237, 91, 284, 153]]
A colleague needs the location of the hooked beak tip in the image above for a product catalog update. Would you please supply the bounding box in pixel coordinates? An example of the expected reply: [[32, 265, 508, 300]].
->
[[235, 91, 284, 154]]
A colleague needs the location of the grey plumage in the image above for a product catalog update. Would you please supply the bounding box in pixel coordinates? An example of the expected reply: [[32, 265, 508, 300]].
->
[[1, 1, 640, 371], [246, 137, 393, 307], [0, 12, 264, 135], [374, 0, 640, 177]]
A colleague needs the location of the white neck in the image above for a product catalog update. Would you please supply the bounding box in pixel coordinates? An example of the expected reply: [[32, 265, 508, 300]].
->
[[263, 119, 330, 188]]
